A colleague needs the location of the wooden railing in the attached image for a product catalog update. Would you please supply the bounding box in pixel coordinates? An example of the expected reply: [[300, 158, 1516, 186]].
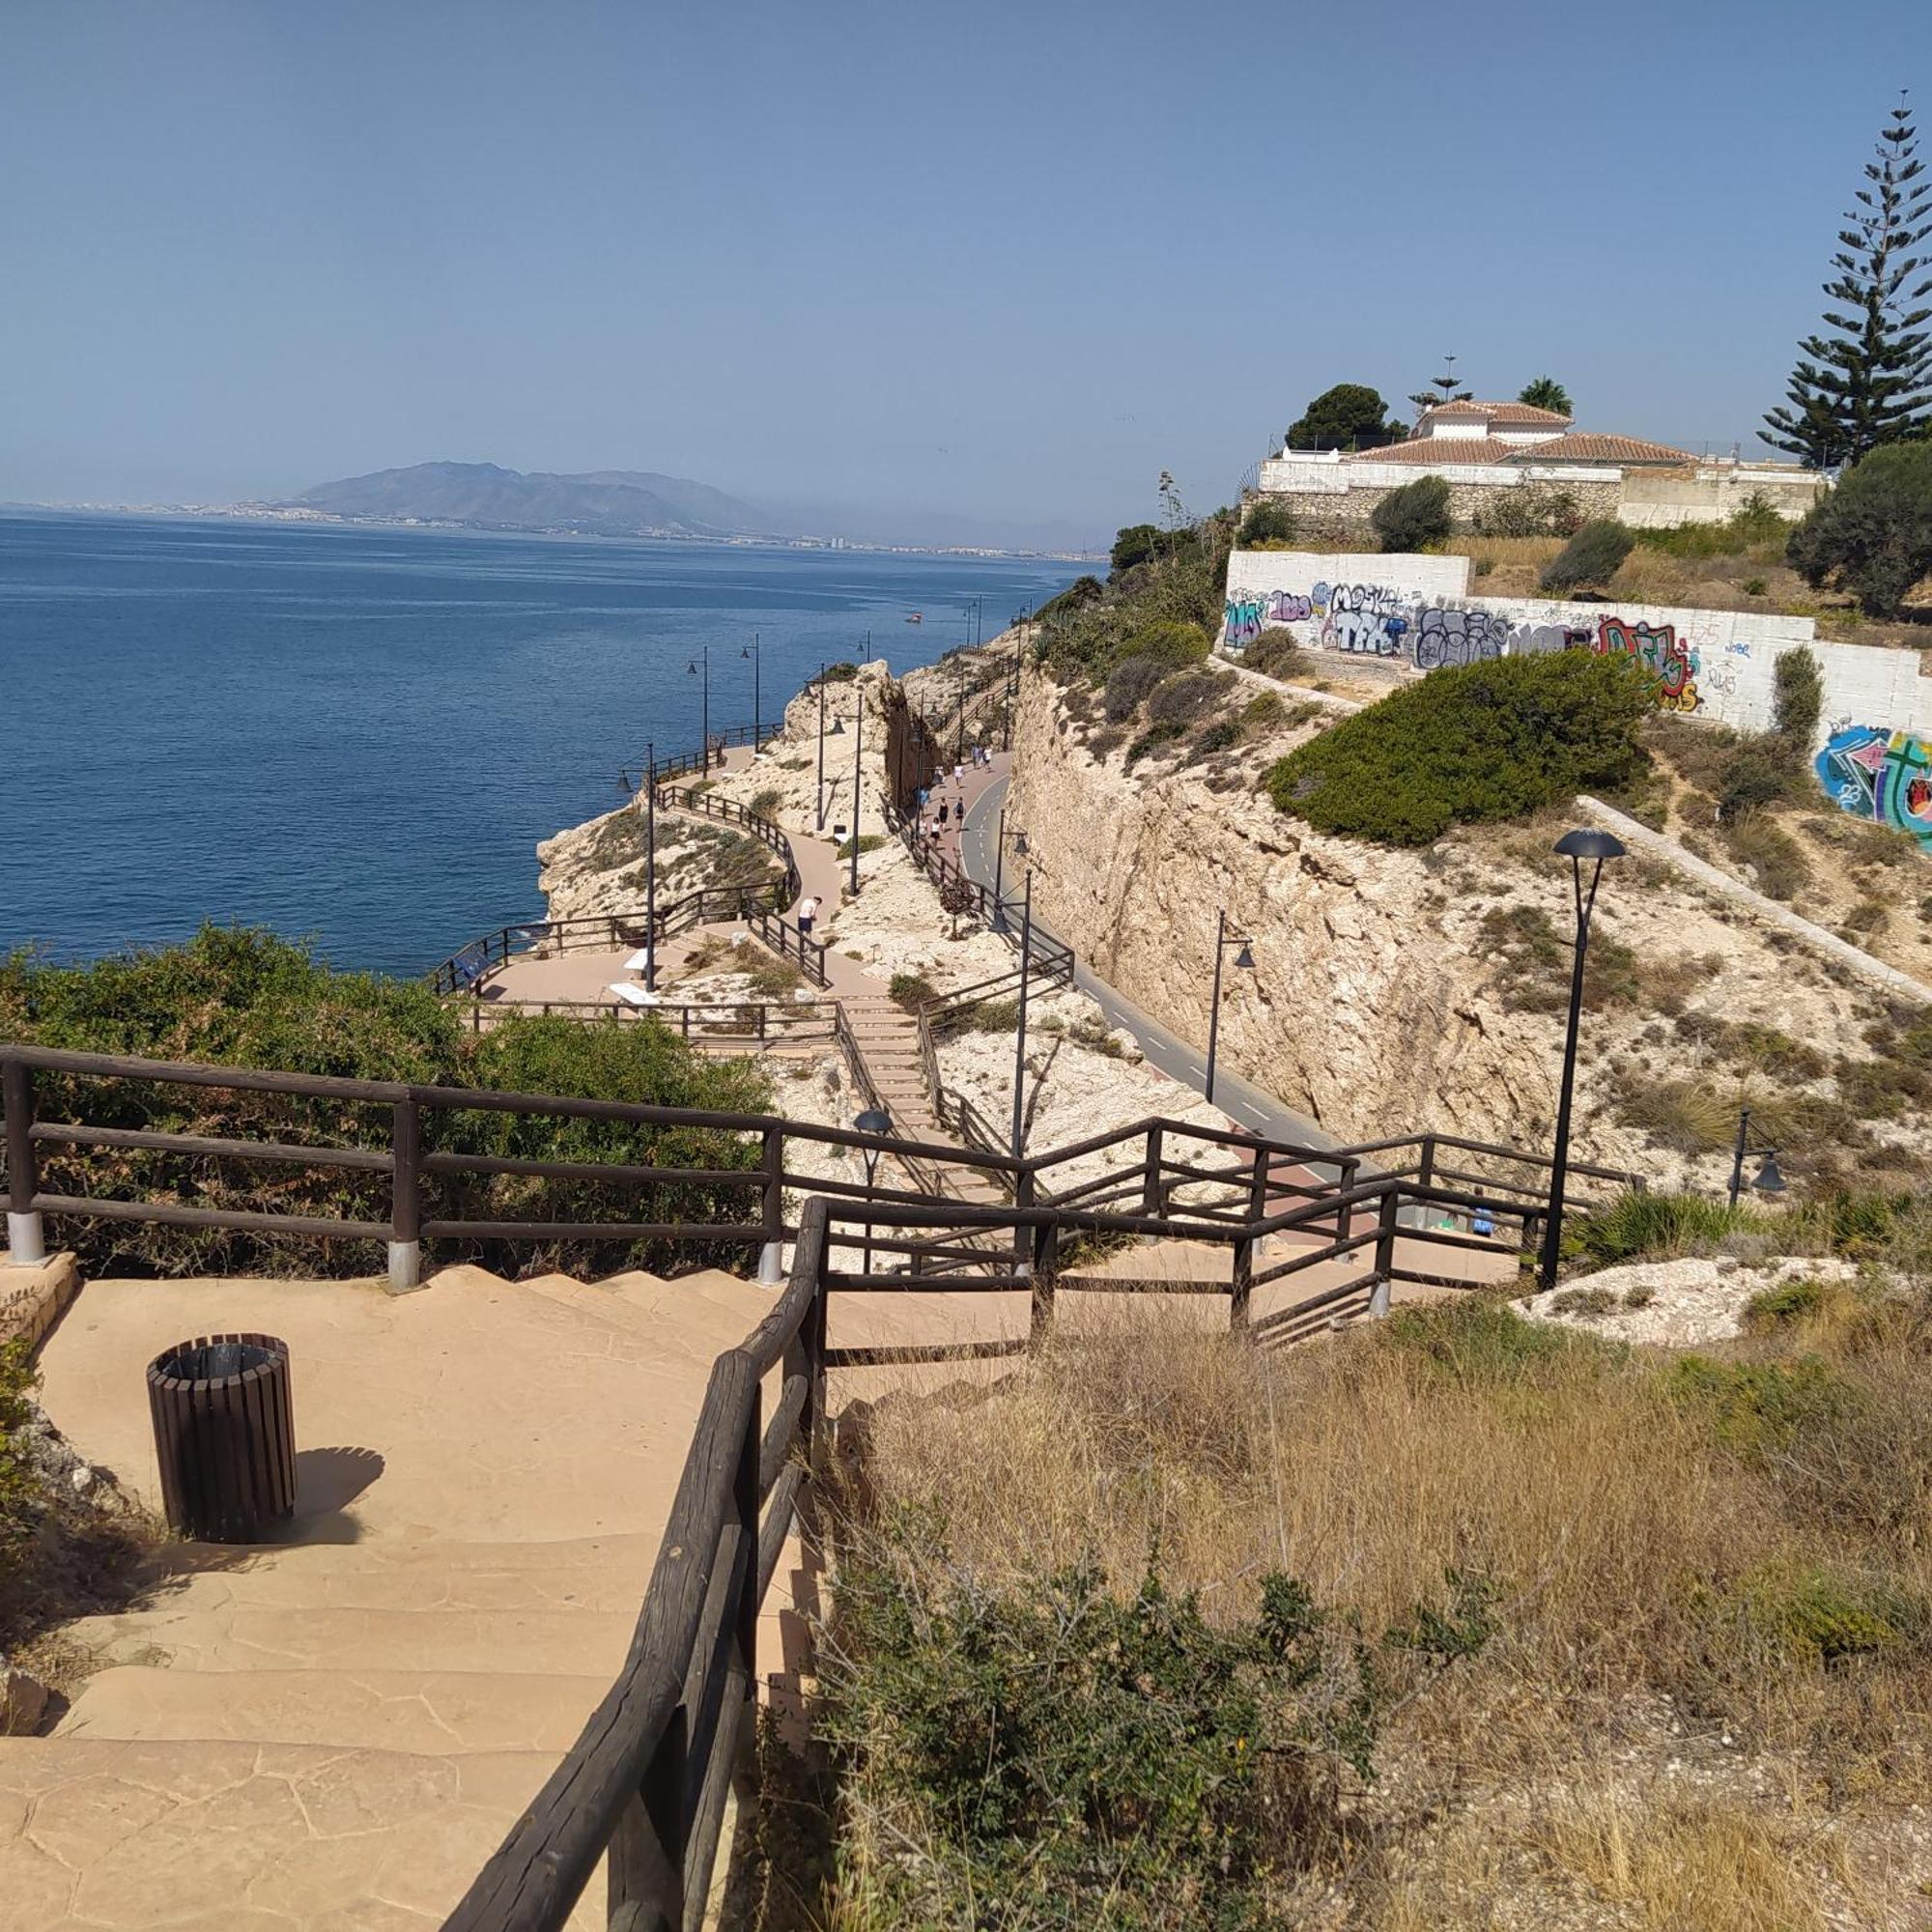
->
[[880, 796, 1077, 983], [0, 1040, 1649, 1926], [460, 996, 842, 1050], [437, 1131, 1642, 1929], [425, 781, 809, 998], [616, 721, 782, 794]]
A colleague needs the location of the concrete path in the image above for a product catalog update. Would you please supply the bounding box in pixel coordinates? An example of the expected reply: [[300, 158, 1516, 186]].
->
[[6, 1263, 812, 1929]]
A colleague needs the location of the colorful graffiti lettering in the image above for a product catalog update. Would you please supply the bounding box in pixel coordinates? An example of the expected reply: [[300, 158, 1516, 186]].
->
[[1814, 725, 1932, 848], [1265, 589, 1312, 625], [1222, 592, 1266, 649], [1505, 621, 1593, 659], [1594, 615, 1700, 711], [1413, 606, 1512, 671], [1321, 583, 1410, 657]]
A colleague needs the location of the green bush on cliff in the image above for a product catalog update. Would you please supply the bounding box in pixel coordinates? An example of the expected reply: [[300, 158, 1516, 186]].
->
[[0, 925, 768, 1281], [1266, 651, 1651, 845]]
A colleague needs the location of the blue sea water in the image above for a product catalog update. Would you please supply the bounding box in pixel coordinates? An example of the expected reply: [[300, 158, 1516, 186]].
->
[[1, 512, 1083, 975]]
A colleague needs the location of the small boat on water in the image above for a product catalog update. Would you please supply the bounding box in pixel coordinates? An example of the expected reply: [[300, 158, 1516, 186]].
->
[[905, 611, 923, 624]]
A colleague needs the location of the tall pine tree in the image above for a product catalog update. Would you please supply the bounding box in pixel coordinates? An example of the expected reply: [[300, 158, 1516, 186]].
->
[[1406, 356, 1472, 418], [1763, 95, 1932, 469]]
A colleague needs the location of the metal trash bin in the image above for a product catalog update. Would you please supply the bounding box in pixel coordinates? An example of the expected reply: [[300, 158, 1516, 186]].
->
[[146, 1332, 296, 1543]]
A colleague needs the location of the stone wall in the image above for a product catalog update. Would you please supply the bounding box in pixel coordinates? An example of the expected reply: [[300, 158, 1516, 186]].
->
[[1253, 452, 1824, 532]]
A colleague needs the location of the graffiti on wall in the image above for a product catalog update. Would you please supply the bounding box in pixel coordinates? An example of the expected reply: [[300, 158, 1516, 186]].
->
[[1413, 605, 1514, 671], [1814, 725, 1932, 848], [1593, 616, 1700, 712], [1318, 582, 1411, 657], [1223, 584, 1707, 712]]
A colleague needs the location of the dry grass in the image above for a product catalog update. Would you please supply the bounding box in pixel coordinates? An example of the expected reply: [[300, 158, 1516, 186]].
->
[[838, 1295, 1932, 1926]]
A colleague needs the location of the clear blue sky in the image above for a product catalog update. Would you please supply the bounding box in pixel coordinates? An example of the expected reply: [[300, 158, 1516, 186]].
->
[[4, 0, 1927, 545]]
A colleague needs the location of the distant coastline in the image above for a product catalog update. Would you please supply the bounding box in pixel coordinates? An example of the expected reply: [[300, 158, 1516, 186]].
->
[[1, 500, 1103, 564]]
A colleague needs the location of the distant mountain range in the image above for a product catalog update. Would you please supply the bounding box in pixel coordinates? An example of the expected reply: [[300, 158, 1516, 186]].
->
[[282, 462, 774, 539]]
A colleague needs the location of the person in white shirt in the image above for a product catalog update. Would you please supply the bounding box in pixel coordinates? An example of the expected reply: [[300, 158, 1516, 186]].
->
[[796, 895, 819, 935]]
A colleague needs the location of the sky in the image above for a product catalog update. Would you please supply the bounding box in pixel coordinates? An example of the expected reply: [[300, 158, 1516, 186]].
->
[[4, 0, 1929, 547]]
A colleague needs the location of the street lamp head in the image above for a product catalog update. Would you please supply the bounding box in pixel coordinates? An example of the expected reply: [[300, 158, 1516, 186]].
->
[[854, 1109, 892, 1138], [1232, 940, 1256, 970], [1013, 829, 1030, 857], [1752, 1152, 1788, 1196], [829, 715, 844, 736], [741, 645, 752, 659], [687, 660, 697, 675], [1553, 828, 1628, 864]]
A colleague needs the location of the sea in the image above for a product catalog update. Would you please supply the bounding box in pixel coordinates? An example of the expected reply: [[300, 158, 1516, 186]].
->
[[1, 512, 1085, 976]]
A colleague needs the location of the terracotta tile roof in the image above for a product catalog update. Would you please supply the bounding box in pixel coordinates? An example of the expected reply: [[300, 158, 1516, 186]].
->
[[1414, 400, 1572, 429], [1504, 431, 1694, 466], [1341, 437, 1518, 465]]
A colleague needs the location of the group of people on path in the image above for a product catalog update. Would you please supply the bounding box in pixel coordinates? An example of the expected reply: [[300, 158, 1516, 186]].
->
[[914, 744, 993, 853]]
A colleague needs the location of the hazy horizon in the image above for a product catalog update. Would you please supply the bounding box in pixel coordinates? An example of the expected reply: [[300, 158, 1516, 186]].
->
[[5, 0, 1927, 548]]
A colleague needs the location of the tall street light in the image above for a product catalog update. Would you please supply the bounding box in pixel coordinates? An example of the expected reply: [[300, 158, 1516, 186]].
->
[[1727, 1110, 1788, 1209], [848, 687, 864, 896], [991, 804, 1010, 931], [814, 662, 834, 830], [641, 741, 659, 991], [687, 644, 710, 770], [1538, 828, 1627, 1292], [742, 632, 761, 748], [1204, 908, 1255, 1107], [1009, 830, 1034, 1157], [1006, 611, 1026, 752], [855, 1107, 892, 1277]]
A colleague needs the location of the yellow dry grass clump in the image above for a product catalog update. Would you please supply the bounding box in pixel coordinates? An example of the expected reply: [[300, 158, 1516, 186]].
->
[[849, 1293, 1932, 1927]]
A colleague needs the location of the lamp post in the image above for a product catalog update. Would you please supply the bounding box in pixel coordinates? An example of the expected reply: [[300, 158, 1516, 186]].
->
[[848, 687, 863, 896], [1006, 611, 1025, 751], [1538, 828, 1628, 1292], [814, 662, 829, 830], [991, 805, 1009, 932], [687, 644, 710, 770], [1204, 907, 1255, 1108], [742, 633, 760, 748], [1009, 831, 1034, 1157], [1727, 1110, 1788, 1209], [855, 1107, 892, 1278], [642, 741, 659, 991]]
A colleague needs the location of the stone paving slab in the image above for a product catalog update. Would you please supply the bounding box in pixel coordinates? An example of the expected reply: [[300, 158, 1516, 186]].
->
[[0, 1738, 601, 1929]]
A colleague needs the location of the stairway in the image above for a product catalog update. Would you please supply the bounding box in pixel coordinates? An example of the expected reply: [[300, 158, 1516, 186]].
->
[[2, 1264, 801, 1929]]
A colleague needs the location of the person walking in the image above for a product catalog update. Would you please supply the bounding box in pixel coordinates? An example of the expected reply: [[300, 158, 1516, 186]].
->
[[937, 799, 950, 830], [796, 895, 819, 936]]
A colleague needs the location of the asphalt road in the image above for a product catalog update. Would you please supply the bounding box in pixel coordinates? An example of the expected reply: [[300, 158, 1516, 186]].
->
[[958, 776, 1335, 1156]]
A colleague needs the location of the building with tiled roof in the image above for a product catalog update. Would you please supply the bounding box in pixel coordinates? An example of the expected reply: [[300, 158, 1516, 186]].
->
[[1254, 395, 1825, 535]]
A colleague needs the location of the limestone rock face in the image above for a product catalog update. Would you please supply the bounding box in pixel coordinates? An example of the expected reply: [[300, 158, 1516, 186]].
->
[[1004, 669, 1911, 1186]]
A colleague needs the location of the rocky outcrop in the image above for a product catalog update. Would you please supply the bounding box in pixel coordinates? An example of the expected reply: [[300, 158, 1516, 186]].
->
[[1004, 668, 1920, 1186]]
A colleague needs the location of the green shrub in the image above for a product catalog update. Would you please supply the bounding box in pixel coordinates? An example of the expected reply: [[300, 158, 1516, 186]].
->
[[1266, 650, 1651, 845], [1378, 1298, 1595, 1386], [820, 1527, 1487, 1927], [1479, 902, 1640, 1013], [1242, 632, 1309, 681], [1716, 741, 1797, 821], [1540, 519, 1635, 593], [835, 833, 887, 860], [888, 971, 937, 1011], [819, 660, 860, 682], [1122, 618, 1211, 670], [1471, 486, 1584, 539], [1730, 1565, 1928, 1666], [1193, 718, 1241, 756], [1787, 441, 1932, 617], [0, 927, 769, 1281], [1720, 810, 1811, 900], [1037, 574, 1103, 621], [1666, 1353, 1857, 1461], [1772, 645, 1823, 745], [748, 786, 782, 820], [1743, 1277, 1841, 1330], [1236, 497, 1297, 549], [1634, 495, 1792, 559], [1146, 670, 1220, 729], [1103, 652, 1171, 722], [1242, 691, 1287, 728], [1371, 474, 1453, 552], [1576, 1190, 1763, 1265]]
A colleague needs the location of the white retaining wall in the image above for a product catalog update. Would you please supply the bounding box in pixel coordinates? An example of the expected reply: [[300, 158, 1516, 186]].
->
[[1218, 545, 1932, 752]]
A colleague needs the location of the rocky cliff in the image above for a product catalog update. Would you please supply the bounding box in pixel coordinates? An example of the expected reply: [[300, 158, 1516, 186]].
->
[[1004, 666, 1923, 1190]]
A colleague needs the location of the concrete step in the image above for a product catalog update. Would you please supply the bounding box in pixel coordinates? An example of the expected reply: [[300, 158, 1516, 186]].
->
[[128, 1554, 651, 1618], [57, 1666, 611, 1757], [0, 1736, 602, 1928], [66, 1601, 638, 1678], [158, 1530, 664, 1579]]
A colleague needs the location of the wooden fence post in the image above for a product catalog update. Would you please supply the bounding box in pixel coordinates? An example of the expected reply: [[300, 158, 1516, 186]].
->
[[758, 1127, 784, 1285], [1416, 1134, 1436, 1190], [1230, 1139, 1268, 1331], [3, 1057, 45, 1266], [1142, 1124, 1163, 1219], [388, 1096, 423, 1293], [1337, 1156, 1359, 1245], [610, 1704, 686, 1929], [1369, 1186, 1400, 1319]]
